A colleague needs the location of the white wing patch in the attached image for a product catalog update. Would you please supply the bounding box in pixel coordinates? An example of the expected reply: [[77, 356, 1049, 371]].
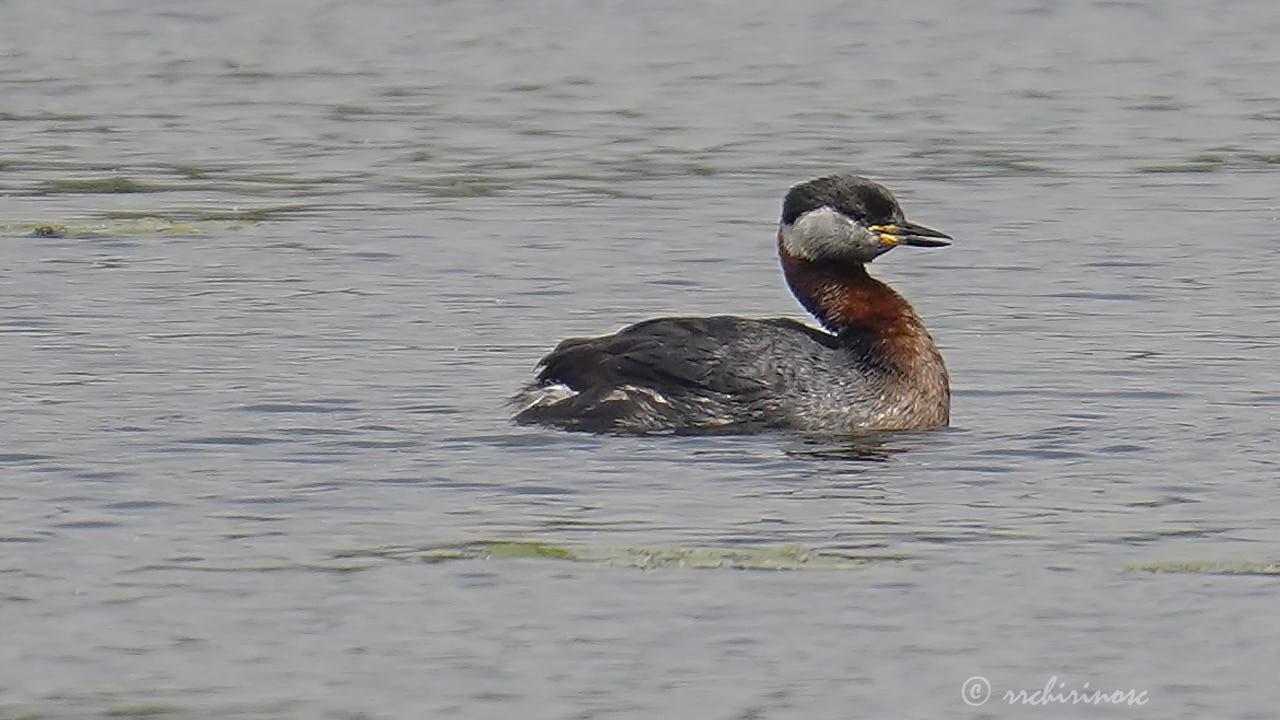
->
[[515, 383, 578, 412], [621, 385, 670, 405], [518, 383, 671, 413]]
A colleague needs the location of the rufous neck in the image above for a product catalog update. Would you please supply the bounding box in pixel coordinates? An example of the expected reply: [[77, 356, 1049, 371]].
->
[[777, 242, 926, 342]]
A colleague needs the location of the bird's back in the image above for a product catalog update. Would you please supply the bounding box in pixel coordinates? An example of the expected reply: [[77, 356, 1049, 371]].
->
[[513, 316, 910, 433]]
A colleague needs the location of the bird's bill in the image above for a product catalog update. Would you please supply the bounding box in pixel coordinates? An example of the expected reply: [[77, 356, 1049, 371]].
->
[[870, 221, 952, 247]]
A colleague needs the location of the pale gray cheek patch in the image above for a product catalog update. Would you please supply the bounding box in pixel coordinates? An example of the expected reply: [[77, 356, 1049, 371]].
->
[[779, 206, 854, 260]]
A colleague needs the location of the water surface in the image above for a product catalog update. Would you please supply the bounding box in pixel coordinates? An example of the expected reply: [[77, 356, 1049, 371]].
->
[[2, 0, 1279, 717]]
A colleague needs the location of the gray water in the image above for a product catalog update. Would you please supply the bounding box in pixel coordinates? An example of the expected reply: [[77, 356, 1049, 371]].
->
[[3, 0, 1280, 717]]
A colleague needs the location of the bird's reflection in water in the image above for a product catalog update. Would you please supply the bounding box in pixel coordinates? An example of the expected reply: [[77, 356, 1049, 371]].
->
[[784, 432, 909, 462]]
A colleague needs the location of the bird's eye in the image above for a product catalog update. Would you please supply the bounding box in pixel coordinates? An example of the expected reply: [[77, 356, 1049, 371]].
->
[[837, 207, 866, 224]]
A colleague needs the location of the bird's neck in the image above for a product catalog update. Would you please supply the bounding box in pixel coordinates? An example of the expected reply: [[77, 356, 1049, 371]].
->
[[778, 244, 916, 335], [778, 242, 943, 375]]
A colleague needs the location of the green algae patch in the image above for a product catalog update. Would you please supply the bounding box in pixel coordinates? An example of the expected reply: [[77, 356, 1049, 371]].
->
[[397, 175, 513, 197], [416, 541, 575, 563], [7, 219, 202, 237], [339, 541, 910, 570], [1138, 156, 1226, 173], [6, 204, 314, 237], [576, 545, 908, 570], [483, 541, 576, 560], [1126, 560, 1280, 576], [30, 224, 69, 237], [906, 145, 1057, 177], [38, 176, 166, 194], [1138, 149, 1280, 172], [967, 148, 1053, 174], [102, 703, 186, 718], [106, 204, 312, 223]]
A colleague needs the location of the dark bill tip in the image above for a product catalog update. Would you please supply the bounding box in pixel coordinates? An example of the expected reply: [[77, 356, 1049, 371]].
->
[[872, 221, 952, 248], [903, 234, 951, 248], [900, 221, 951, 242]]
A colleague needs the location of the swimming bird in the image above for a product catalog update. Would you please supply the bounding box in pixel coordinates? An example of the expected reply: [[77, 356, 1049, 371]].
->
[[514, 173, 951, 434]]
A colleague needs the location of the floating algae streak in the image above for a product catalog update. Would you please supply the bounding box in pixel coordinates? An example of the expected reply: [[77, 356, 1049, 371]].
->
[[337, 541, 912, 571], [38, 176, 164, 194], [14, 219, 201, 236], [1127, 560, 1280, 576], [7, 205, 313, 237]]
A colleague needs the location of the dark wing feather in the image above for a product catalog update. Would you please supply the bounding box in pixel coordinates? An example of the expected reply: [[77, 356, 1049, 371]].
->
[[534, 316, 832, 399]]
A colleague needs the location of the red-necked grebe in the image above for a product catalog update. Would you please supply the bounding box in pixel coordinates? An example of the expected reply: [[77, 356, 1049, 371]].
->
[[514, 173, 951, 434]]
